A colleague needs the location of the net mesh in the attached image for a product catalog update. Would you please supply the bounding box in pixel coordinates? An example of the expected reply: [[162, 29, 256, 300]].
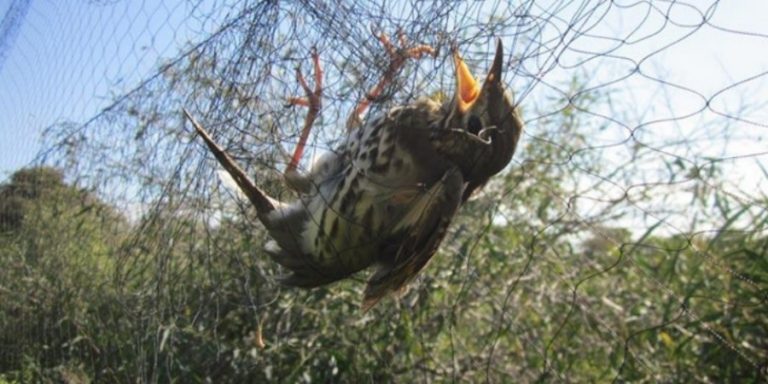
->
[[1, 0, 766, 381]]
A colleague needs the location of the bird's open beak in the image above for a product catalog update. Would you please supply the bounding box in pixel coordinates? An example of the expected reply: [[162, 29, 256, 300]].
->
[[484, 39, 504, 91], [454, 50, 480, 113], [454, 40, 504, 113]]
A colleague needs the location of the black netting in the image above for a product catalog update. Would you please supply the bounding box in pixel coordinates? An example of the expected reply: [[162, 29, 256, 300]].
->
[[1, 0, 766, 382]]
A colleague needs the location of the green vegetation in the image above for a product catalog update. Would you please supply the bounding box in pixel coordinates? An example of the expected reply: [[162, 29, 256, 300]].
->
[[1, 122, 765, 382], [1, 65, 765, 384]]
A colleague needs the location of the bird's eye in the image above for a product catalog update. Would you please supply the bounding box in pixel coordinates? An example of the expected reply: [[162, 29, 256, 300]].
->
[[467, 115, 482, 135]]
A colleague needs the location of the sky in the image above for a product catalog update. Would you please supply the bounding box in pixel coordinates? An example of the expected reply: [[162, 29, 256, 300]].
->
[[0, 0, 766, 192], [0, 0, 226, 179]]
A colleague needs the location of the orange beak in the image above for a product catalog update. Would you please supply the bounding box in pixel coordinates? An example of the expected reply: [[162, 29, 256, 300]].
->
[[453, 50, 480, 113]]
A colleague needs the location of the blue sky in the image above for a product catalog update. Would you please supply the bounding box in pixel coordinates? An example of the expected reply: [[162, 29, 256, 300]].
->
[[1, 0, 766, 193], [0, 0, 225, 178]]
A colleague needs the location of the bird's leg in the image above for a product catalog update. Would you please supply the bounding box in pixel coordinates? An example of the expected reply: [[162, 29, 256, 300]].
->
[[346, 30, 436, 130], [284, 47, 323, 192]]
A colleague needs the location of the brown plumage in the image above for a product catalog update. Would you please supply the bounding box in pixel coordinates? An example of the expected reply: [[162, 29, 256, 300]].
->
[[184, 38, 523, 310]]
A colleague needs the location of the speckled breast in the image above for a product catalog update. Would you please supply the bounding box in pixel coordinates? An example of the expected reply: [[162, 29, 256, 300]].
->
[[301, 101, 450, 276]]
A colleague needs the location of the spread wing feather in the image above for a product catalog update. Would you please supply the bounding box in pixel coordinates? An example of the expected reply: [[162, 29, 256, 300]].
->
[[362, 168, 465, 310]]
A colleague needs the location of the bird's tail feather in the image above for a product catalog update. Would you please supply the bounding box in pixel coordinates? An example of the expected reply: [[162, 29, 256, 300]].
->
[[183, 109, 276, 215]]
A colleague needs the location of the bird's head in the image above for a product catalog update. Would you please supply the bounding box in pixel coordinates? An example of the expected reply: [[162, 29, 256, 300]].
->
[[439, 38, 523, 196]]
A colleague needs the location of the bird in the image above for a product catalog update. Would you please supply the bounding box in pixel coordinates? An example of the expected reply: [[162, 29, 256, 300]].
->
[[183, 37, 523, 310]]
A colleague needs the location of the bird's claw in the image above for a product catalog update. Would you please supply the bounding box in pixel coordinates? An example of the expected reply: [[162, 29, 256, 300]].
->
[[285, 47, 323, 176], [347, 29, 436, 131]]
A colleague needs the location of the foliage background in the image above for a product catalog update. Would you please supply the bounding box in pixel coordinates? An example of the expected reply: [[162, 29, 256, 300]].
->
[[1, 0, 766, 382]]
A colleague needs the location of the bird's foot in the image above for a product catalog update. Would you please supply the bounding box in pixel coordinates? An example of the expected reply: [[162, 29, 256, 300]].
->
[[285, 47, 323, 184], [346, 29, 436, 130]]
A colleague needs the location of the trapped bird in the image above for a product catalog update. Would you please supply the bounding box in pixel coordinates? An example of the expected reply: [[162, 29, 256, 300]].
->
[[184, 36, 523, 310]]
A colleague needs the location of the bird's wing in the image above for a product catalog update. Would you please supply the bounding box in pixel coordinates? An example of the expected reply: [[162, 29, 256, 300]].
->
[[362, 168, 465, 310]]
